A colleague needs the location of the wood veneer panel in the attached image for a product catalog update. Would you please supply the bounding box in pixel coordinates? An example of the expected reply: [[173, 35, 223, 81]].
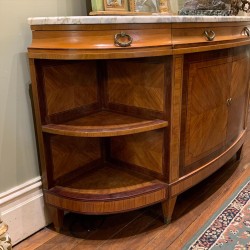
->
[[172, 25, 249, 46], [170, 131, 246, 197], [42, 111, 168, 137], [106, 58, 167, 112], [173, 39, 250, 55], [48, 163, 167, 201], [183, 55, 231, 168], [49, 136, 101, 180], [172, 22, 250, 54], [169, 55, 183, 182], [39, 60, 98, 116], [28, 24, 172, 59], [30, 29, 171, 49], [28, 46, 173, 60], [110, 130, 164, 175], [227, 47, 250, 143], [45, 189, 167, 214]]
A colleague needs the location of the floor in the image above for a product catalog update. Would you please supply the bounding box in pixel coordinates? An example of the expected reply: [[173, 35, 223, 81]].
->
[[14, 112, 250, 250]]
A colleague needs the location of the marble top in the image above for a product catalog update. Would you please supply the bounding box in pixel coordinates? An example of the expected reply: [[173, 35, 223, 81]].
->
[[28, 15, 250, 25]]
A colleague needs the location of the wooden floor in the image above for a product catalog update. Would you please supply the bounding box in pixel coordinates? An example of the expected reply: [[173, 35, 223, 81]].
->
[[14, 112, 250, 250]]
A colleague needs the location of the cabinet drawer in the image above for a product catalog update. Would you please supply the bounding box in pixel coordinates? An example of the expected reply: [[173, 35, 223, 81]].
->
[[29, 24, 172, 59], [172, 22, 250, 53]]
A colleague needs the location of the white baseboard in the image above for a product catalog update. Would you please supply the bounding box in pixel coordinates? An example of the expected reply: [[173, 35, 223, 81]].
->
[[0, 177, 51, 245]]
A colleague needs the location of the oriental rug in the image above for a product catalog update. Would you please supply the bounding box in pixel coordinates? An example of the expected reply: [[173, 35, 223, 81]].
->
[[184, 178, 250, 250]]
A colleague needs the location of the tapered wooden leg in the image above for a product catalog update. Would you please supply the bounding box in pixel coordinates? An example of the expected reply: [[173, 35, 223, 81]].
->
[[48, 206, 64, 232], [236, 146, 243, 161], [161, 196, 177, 224]]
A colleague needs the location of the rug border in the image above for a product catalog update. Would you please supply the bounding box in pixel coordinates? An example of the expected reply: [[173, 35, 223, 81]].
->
[[183, 176, 250, 250]]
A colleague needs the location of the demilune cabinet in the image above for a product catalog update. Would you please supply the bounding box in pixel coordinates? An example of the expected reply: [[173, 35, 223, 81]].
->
[[28, 20, 250, 231]]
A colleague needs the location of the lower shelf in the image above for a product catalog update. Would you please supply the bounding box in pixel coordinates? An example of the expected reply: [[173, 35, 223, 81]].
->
[[44, 163, 168, 214]]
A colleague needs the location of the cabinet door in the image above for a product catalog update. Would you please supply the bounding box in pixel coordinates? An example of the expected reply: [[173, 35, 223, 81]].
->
[[181, 50, 231, 174], [227, 47, 250, 144]]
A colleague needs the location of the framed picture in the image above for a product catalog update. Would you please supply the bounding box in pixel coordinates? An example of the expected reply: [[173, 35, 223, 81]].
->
[[132, 0, 159, 13], [104, 0, 128, 11]]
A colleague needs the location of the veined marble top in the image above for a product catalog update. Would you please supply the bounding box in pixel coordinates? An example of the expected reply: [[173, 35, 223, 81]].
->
[[28, 15, 250, 25]]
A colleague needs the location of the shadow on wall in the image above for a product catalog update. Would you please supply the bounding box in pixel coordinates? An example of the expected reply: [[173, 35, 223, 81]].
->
[[0, 50, 41, 192], [16, 53, 39, 182], [65, 0, 87, 16]]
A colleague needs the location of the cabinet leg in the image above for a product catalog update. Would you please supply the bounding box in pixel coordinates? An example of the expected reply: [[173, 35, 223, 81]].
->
[[161, 196, 177, 224], [48, 206, 64, 232], [236, 146, 243, 161]]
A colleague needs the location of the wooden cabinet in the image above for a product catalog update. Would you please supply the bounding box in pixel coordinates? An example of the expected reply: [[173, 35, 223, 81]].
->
[[28, 21, 250, 231]]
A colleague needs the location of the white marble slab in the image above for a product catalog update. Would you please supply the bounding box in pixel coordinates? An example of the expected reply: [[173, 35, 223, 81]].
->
[[28, 15, 250, 25]]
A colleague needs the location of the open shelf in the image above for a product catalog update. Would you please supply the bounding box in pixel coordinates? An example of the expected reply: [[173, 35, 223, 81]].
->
[[42, 111, 168, 137], [49, 162, 167, 202], [45, 162, 167, 214]]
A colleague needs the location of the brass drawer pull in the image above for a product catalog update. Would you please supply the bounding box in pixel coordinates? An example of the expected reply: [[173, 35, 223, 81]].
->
[[227, 98, 232, 106], [204, 30, 216, 41], [114, 32, 133, 47], [242, 27, 250, 37]]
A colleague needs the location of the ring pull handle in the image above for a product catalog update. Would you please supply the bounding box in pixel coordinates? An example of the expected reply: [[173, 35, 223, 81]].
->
[[242, 27, 250, 37], [114, 32, 133, 47], [227, 98, 232, 106], [204, 30, 216, 41]]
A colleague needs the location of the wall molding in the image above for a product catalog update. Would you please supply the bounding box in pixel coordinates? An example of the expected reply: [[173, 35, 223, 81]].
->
[[0, 177, 51, 245], [0, 176, 42, 205]]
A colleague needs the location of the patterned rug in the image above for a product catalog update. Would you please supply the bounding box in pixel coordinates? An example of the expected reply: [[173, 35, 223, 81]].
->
[[184, 178, 250, 250]]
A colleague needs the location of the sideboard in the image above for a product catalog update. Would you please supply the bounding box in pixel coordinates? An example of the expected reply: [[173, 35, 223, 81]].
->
[[28, 16, 250, 231]]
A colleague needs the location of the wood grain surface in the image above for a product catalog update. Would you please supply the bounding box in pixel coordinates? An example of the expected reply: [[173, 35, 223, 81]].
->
[[42, 111, 168, 137], [110, 130, 165, 175], [14, 115, 250, 249], [107, 59, 166, 112], [36, 60, 99, 116]]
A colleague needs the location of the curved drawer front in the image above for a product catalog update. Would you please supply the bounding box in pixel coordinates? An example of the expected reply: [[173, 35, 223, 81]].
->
[[28, 22, 250, 58], [172, 22, 250, 53], [28, 24, 172, 59]]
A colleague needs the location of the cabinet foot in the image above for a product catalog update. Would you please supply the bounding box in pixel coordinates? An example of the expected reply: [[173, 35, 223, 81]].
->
[[161, 197, 177, 224], [48, 206, 64, 232]]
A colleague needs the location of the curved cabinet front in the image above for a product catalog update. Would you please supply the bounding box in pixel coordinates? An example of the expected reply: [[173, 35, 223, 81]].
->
[[28, 21, 250, 231], [180, 47, 249, 176]]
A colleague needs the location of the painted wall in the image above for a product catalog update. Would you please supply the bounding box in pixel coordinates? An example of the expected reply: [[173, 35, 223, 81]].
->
[[0, 0, 247, 194], [0, 0, 87, 193]]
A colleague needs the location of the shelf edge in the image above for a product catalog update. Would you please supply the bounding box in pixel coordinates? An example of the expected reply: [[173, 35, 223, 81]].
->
[[42, 120, 168, 137]]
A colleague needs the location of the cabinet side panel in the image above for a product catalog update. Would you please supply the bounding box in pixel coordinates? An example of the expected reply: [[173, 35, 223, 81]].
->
[[106, 59, 166, 112], [110, 130, 164, 175], [49, 136, 101, 180], [37, 60, 99, 117]]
